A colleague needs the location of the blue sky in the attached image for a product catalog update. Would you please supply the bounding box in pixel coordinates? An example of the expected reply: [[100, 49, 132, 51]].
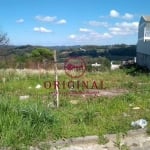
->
[[0, 0, 150, 46]]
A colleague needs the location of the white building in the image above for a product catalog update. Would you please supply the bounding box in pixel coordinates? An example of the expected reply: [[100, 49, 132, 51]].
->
[[111, 61, 120, 70], [137, 16, 150, 69], [91, 62, 101, 67]]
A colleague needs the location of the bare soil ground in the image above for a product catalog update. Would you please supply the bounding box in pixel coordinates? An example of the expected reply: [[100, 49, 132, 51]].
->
[[30, 129, 150, 150]]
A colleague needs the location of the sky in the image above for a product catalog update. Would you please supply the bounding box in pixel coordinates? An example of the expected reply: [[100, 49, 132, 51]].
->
[[0, 0, 150, 46]]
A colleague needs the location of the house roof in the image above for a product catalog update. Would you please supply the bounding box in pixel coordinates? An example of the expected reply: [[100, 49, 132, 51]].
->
[[143, 16, 150, 22]]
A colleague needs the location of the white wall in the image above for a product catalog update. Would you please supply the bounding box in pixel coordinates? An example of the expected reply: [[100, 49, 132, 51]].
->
[[137, 17, 150, 55], [137, 40, 150, 55]]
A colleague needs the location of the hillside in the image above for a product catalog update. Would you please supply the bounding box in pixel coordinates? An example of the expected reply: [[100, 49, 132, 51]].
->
[[0, 44, 136, 68]]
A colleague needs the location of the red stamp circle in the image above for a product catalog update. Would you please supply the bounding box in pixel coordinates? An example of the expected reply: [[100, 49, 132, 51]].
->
[[64, 57, 86, 78]]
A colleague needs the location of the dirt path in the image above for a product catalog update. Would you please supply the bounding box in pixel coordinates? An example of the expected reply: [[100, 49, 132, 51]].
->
[[31, 129, 150, 150]]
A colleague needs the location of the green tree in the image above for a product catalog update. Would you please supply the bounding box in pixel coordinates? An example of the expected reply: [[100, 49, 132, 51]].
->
[[0, 32, 9, 68], [15, 54, 28, 69], [31, 48, 53, 69], [0, 32, 9, 45], [100, 57, 111, 71]]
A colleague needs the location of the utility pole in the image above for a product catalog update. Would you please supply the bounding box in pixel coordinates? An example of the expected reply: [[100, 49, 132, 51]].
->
[[54, 50, 59, 108]]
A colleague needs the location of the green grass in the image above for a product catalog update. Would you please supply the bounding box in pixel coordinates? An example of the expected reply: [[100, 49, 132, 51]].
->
[[0, 68, 150, 149]]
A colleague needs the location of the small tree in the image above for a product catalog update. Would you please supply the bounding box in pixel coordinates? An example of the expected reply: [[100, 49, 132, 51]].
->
[[31, 48, 53, 69], [0, 32, 9, 68], [0, 32, 9, 45], [15, 54, 28, 69], [94, 57, 110, 71]]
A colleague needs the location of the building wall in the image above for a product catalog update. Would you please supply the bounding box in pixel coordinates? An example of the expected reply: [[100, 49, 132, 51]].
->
[[136, 52, 150, 69], [137, 40, 150, 55], [137, 17, 150, 69], [138, 18, 145, 41]]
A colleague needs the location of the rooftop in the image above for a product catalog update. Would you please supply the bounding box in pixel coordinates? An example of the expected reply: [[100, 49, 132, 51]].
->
[[143, 16, 150, 21]]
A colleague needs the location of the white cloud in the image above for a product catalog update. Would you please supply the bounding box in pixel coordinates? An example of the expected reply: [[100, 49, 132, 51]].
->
[[101, 10, 134, 20], [79, 28, 92, 33], [110, 10, 120, 18], [69, 29, 112, 44], [99, 15, 107, 19], [103, 33, 112, 38], [35, 15, 67, 25], [69, 34, 77, 39], [123, 13, 134, 20], [109, 21, 139, 35], [88, 21, 109, 27], [109, 27, 124, 35], [16, 18, 24, 23], [79, 28, 112, 39], [57, 19, 67, 24], [33, 27, 52, 33], [35, 16, 57, 22], [89, 31, 112, 39], [116, 22, 138, 29]]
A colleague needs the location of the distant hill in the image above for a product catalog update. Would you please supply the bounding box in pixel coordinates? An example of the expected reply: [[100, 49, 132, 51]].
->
[[61, 44, 136, 61], [0, 44, 136, 68]]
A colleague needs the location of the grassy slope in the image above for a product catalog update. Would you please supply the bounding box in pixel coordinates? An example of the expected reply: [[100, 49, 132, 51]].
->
[[0, 68, 150, 149]]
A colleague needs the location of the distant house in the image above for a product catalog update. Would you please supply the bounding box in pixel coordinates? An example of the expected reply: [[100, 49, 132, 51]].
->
[[137, 16, 150, 69], [91, 62, 101, 67], [110, 61, 120, 70], [91, 62, 101, 72]]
